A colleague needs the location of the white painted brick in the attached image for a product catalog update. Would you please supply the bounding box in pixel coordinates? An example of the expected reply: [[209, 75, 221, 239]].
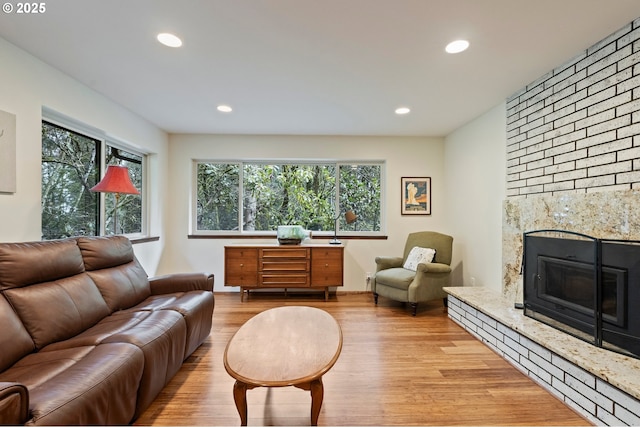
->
[[552, 355, 596, 388], [477, 327, 498, 348], [506, 116, 527, 132], [597, 379, 640, 413], [618, 25, 640, 49], [459, 315, 478, 334], [506, 147, 526, 161], [565, 373, 613, 413], [575, 130, 617, 149], [593, 24, 632, 54], [526, 140, 552, 155], [529, 351, 564, 379], [575, 109, 616, 130], [553, 377, 598, 414], [519, 185, 544, 195], [617, 74, 640, 94], [576, 175, 616, 189], [555, 109, 588, 129], [495, 339, 520, 362], [526, 157, 553, 171], [616, 170, 640, 184], [588, 115, 631, 137], [618, 50, 640, 72], [576, 152, 617, 169], [586, 183, 630, 193], [619, 122, 640, 138], [588, 91, 632, 115], [527, 175, 553, 186], [506, 179, 527, 190], [616, 98, 640, 116], [545, 181, 575, 192], [520, 336, 552, 361], [519, 83, 544, 103], [506, 188, 520, 197], [507, 164, 526, 175], [553, 129, 587, 146], [520, 168, 543, 179], [546, 83, 578, 107], [576, 87, 617, 111], [477, 311, 497, 329], [577, 63, 617, 93], [520, 357, 553, 383], [527, 122, 554, 138], [545, 142, 576, 157], [589, 138, 632, 156], [554, 148, 588, 163], [553, 88, 588, 110], [588, 160, 631, 177], [553, 169, 587, 182], [587, 44, 632, 77], [545, 161, 575, 175], [545, 64, 576, 89], [503, 335, 528, 357], [496, 322, 521, 342], [548, 104, 576, 123], [597, 407, 626, 427], [520, 150, 544, 164], [614, 404, 640, 426], [520, 134, 544, 149]]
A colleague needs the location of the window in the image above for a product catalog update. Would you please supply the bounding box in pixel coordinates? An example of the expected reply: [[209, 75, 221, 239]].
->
[[41, 120, 145, 239], [194, 161, 383, 236]]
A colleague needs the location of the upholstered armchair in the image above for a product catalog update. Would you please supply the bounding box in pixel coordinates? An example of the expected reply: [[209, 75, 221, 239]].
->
[[372, 231, 453, 316]]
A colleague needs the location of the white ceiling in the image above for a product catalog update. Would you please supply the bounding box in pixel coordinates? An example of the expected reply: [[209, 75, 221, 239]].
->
[[1, 0, 640, 137]]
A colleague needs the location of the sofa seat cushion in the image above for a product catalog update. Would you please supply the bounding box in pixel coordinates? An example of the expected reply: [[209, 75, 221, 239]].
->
[[39, 309, 187, 419], [0, 343, 143, 425], [375, 267, 415, 291], [131, 291, 215, 358]]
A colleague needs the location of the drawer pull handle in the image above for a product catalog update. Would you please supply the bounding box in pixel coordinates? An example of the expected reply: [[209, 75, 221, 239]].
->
[[240, 263, 244, 267], [325, 263, 329, 267]]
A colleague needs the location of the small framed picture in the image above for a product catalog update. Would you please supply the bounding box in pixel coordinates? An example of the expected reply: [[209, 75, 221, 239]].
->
[[401, 177, 431, 215]]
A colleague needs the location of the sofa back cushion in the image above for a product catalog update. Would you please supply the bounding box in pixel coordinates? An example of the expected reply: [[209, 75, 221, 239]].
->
[[0, 238, 111, 350], [4, 274, 111, 350], [0, 295, 35, 371], [78, 236, 150, 311], [0, 238, 84, 291]]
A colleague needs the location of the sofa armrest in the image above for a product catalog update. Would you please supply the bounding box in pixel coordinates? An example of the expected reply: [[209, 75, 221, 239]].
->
[[374, 256, 403, 272], [0, 382, 29, 425], [149, 272, 214, 295], [416, 262, 451, 274]]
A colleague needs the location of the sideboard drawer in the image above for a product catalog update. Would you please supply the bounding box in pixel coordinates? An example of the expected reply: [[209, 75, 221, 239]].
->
[[259, 273, 310, 287]]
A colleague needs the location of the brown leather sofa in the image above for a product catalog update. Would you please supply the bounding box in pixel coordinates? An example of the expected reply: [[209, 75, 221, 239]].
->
[[0, 236, 214, 425]]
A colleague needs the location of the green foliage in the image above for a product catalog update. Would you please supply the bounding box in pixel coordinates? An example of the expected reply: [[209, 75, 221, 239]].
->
[[41, 122, 143, 239], [196, 161, 382, 233]]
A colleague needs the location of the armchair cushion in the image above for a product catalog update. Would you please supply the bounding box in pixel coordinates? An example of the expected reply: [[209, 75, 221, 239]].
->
[[403, 247, 436, 271], [374, 267, 415, 291]]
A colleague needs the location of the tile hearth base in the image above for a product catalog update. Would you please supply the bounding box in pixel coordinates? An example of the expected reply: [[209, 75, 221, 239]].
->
[[444, 286, 640, 426]]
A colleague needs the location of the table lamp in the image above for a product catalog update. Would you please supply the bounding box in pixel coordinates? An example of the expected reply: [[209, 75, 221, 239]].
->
[[330, 210, 357, 245]]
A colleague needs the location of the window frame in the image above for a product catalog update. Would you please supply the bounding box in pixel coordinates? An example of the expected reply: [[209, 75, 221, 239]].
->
[[191, 158, 385, 237], [42, 108, 149, 239]]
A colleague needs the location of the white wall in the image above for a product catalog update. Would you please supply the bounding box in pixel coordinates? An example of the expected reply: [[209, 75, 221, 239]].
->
[[0, 38, 169, 274], [444, 102, 506, 293], [161, 134, 446, 292]]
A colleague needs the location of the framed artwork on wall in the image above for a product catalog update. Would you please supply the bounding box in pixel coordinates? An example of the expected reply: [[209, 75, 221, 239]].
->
[[0, 109, 16, 193], [401, 177, 431, 215]]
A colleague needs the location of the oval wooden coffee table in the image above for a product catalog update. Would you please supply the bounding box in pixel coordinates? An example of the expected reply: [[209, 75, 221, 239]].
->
[[224, 306, 343, 426]]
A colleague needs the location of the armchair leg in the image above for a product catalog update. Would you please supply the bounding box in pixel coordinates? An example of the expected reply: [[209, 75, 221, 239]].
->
[[373, 293, 378, 305], [410, 303, 417, 316]]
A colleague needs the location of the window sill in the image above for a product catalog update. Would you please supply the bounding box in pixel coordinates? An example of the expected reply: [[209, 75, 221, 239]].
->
[[187, 234, 387, 240], [130, 236, 160, 244]]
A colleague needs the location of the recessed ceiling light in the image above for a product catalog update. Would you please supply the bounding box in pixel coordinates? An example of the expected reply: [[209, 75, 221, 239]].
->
[[395, 107, 411, 115], [217, 105, 233, 113], [445, 39, 469, 54], [157, 33, 182, 48]]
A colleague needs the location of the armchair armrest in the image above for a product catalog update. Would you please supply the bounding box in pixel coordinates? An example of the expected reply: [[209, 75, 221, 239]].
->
[[374, 256, 403, 272], [416, 262, 451, 274], [0, 382, 29, 425], [149, 272, 214, 295]]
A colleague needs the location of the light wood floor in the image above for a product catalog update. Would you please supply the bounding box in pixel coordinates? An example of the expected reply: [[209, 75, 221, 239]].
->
[[135, 292, 591, 426]]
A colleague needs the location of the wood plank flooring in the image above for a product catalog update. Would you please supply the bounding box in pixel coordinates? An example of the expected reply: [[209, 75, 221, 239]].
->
[[135, 292, 590, 426]]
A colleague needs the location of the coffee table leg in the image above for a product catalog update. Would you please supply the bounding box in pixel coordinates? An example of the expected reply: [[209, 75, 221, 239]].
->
[[309, 378, 324, 426], [233, 380, 248, 426]]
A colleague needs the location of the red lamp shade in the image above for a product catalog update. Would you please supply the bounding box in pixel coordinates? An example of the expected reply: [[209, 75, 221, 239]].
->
[[90, 165, 140, 195]]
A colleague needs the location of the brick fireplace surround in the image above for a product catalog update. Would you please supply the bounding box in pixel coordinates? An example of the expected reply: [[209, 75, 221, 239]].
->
[[453, 17, 640, 426]]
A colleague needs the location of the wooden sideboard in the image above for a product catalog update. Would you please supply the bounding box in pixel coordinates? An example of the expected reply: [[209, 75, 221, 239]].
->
[[224, 244, 344, 301]]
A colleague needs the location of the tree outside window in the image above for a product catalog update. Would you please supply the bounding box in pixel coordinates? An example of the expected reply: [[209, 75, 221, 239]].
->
[[41, 121, 144, 239], [195, 161, 382, 235]]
